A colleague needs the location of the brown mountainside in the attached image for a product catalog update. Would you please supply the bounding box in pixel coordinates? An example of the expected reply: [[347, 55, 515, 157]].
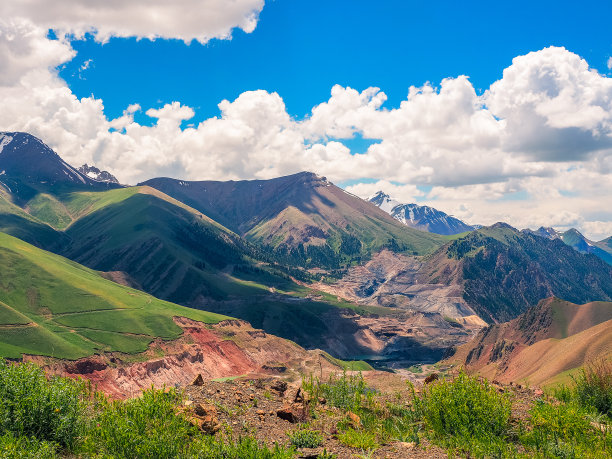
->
[[446, 297, 612, 386]]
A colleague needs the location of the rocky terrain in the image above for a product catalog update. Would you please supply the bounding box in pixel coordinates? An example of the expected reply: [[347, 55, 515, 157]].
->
[[30, 318, 347, 398]]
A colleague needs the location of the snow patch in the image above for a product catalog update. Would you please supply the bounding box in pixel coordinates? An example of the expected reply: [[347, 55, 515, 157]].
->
[[0, 135, 13, 154]]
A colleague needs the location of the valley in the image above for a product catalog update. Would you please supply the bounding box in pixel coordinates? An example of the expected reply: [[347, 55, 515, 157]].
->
[[0, 131, 611, 457]]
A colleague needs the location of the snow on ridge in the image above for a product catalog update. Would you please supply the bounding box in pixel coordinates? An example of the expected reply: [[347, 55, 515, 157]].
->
[[0, 135, 13, 155]]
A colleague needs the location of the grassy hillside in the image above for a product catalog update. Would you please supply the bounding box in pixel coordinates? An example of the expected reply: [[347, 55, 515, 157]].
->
[[0, 193, 69, 251], [0, 232, 229, 360], [62, 187, 280, 305], [141, 173, 445, 269]]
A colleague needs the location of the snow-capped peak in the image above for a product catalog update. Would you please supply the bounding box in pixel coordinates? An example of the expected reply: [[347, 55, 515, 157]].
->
[[368, 190, 475, 236], [368, 190, 401, 214]]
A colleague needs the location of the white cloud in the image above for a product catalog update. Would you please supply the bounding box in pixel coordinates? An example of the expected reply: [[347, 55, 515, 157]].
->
[[486, 47, 612, 161], [0, 17, 610, 241], [344, 181, 424, 204], [608, 57, 612, 70], [0, 0, 265, 44]]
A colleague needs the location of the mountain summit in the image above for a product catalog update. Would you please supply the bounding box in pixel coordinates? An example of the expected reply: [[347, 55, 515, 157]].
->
[[140, 173, 444, 268], [78, 164, 119, 184], [0, 132, 119, 203], [368, 191, 474, 235]]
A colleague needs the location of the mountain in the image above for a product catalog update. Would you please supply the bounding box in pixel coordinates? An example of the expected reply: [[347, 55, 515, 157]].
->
[[0, 132, 119, 204], [0, 231, 229, 360], [78, 164, 119, 184], [368, 191, 474, 235], [139, 174, 445, 269], [429, 223, 612, 323], [0, 132, 123, 234], [446, 297, 612, 386], [524, 226, 612, 266], [320, 223, 612, 326]]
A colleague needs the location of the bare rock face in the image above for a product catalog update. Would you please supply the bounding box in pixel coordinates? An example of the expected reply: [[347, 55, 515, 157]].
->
[[78, 164, 119, 184], [36, 317, 344, 398]]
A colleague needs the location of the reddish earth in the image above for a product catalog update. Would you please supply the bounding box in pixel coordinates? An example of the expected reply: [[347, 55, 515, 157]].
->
[[29, 318, 343, 398], [445, 297, 612, 386]]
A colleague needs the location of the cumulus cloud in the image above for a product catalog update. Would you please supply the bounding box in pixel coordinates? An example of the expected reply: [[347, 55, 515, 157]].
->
[[0, 15, 610, 240], [0, 0, 265, 44], [486, 47, 612, 161]]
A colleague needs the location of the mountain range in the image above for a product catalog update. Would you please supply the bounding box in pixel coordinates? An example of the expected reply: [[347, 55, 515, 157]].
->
[[524, 226, 612, 265], [0, 131, 611, 386], [368, 191, 475, 235]]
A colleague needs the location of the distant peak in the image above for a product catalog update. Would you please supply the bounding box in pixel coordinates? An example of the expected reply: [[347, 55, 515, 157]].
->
[[78, 164, 119, 184], [489, 222, 517, 231], [564, 228, 583, 236], [370, 190, 390, 200]]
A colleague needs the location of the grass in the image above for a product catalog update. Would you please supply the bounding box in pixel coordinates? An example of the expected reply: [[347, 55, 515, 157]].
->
[[0, 361, 297, 458], [2, 361, 611, 458], [414, 371, 513, 454], [0, 361, 86, 449], [0, 232, 230, 359], [287, 428, 323, 448], [552, 359, 612, 418], [321, 353, 374, 372], [302, 369, 612, 457]]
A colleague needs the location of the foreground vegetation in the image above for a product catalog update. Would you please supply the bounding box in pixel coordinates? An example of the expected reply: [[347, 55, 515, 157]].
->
[[1, 360, 611, 458], [301, 367, 612, 458]]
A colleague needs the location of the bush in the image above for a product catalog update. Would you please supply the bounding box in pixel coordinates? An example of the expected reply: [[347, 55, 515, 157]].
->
[[521, 399, 611, 457], [287, 428, 323, 448], [415, 372, 512, 451], [337, 428, 378, 450], [0, 361, 86, 449], [82, 388, 196, 458], [574, 360, 612, 418], [303, 370, 370, 412], [0, 432, 58, 459]]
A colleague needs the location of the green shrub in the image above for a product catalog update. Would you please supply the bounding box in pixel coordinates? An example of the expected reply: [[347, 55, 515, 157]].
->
[[574, 360, 612, 418], [188, 435, 296, 458], [521, 400, 607, 456], [415, 372, 512, 451], [337, 428, 378, 450], [0, 361, 86, 448], [303, 370, 370, 411], [83, 387, 196, 458], [0, 433, 58, 459], [287, 428, 323, 448]]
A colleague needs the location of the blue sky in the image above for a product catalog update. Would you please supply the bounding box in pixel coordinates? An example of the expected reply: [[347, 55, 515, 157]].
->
[[2, 0, 612, 238], [60, 0, 612, 123]]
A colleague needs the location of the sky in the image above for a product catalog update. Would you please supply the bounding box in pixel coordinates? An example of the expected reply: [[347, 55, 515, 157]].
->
[[1, 0, 612, 239]]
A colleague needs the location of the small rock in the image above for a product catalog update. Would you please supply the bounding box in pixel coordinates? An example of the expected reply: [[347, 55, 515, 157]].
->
[[348, 411, 361, 427], [256, 410, 265, 415], [193, 403, 215, 417], [318, 397, 326, 405], [277, 406, 299, 423], [398, 442, 416, 448], [192, 374, 204, 386], [271, 380, 288, 394]]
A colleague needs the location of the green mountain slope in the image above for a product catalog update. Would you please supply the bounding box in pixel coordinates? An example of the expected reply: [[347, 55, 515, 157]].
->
[[62, 186, 271, 306], [561, 229, 612, 266], [423, 223, 612, 323], [0, 232, 229, 360], [140, 173, 445, 268]]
